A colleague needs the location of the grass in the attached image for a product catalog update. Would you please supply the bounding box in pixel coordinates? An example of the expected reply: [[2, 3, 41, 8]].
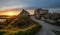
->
[[0, 14, 42, 35], [0, 23, 42, 35], [0, 31, 6, 35]]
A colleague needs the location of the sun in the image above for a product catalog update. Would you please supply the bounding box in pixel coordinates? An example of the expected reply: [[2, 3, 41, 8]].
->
[[8, 12, 14, 16]]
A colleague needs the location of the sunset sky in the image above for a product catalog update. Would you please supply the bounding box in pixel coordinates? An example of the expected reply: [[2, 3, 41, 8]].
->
[[0, 10, 20, 15], [0, 0, 60, 15], [0, 0, 60, 9], [0, 9, 34, 15]]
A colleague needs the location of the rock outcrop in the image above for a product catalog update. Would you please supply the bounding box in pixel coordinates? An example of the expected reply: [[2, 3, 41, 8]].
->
[[10, 9, 30, 28]]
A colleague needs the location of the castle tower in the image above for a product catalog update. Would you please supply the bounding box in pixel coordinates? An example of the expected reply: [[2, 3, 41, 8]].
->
[[34, 8, 48, 20], [34, 8, 42, 20]]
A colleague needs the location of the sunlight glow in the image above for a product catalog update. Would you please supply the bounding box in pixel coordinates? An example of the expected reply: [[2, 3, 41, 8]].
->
[[7, 12, 14, 16]]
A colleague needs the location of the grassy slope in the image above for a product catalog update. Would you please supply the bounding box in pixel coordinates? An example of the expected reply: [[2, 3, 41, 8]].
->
[[0, 16, 42, 35]]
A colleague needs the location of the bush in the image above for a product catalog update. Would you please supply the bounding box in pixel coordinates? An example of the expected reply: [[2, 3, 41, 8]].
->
[[52, 30, 60, 35], [14, 24, 42, 35], [0, 31, 6, 35]]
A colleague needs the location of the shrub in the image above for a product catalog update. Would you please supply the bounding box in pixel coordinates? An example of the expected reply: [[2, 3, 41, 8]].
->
[[0, 31, 6, 35], [52, 30, 60, 35]]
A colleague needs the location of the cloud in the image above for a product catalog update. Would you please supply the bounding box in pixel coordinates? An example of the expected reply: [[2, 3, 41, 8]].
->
[[0, 0, 60, 9]]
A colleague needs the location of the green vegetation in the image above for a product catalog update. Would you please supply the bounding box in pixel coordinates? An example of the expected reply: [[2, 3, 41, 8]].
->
[[14, 24, 41, 35], [52, 30, 60, 35], [0, 31, 6, 35], [0, 14, 42, 35], [43, 18, 60, 26], [44, 20, 60, 26]]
